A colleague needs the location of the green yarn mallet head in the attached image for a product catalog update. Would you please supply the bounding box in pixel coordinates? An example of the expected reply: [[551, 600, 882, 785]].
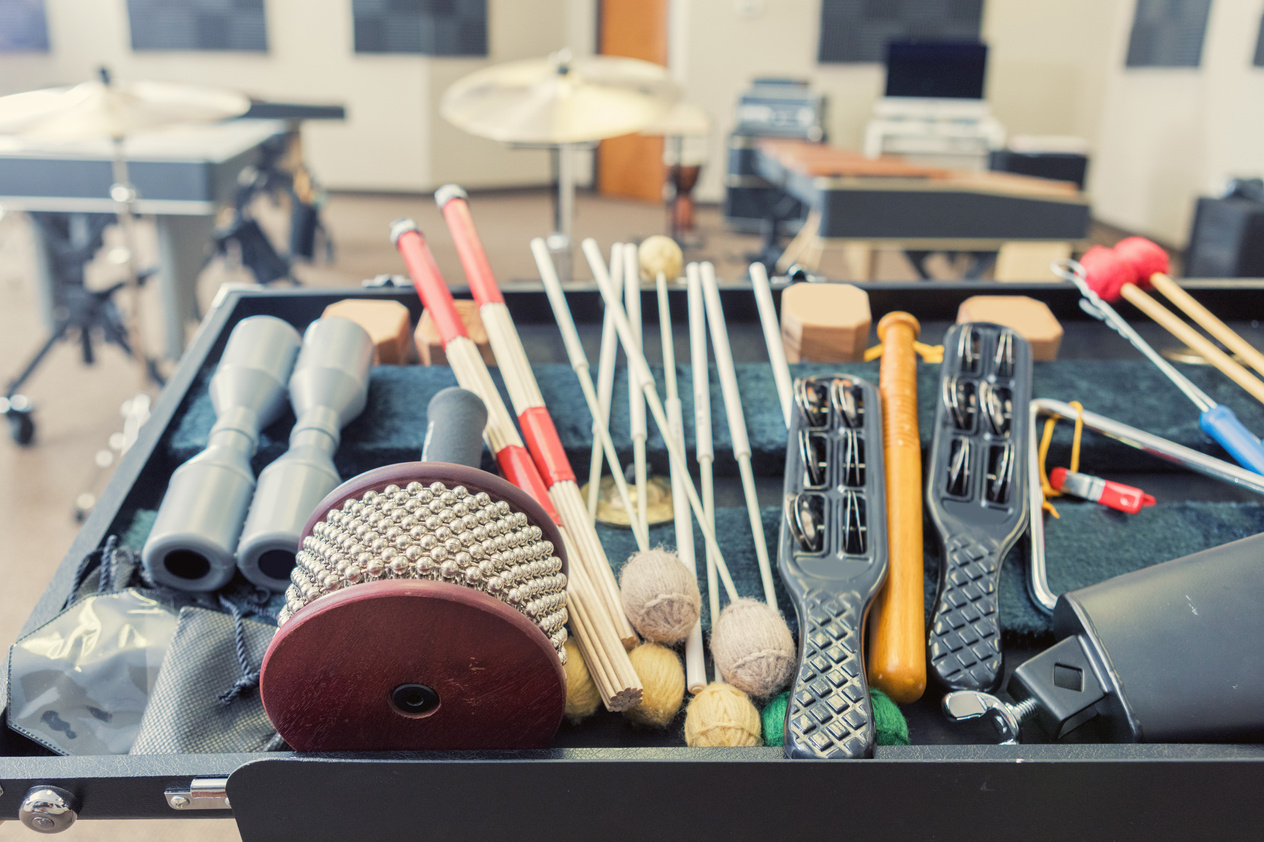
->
[[761, 687, 909, 748]]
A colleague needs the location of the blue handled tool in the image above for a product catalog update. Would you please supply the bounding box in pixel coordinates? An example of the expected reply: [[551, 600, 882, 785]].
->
[[1055, 260, 1264, 475]]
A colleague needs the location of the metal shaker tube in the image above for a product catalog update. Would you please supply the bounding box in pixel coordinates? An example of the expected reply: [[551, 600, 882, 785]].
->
[[778, 375, 889, 759]]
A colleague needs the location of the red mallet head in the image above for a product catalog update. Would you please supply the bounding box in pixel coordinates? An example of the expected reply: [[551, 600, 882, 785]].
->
[[1114, 237, 1169, 288], [1078, 245, 1134, 303]]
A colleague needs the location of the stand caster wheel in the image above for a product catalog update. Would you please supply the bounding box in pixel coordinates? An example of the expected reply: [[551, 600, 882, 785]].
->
[[2, 395, 35, 446]]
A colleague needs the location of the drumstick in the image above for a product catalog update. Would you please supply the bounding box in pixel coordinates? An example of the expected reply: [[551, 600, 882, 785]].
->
[[527, 241, 647, 553], [626, 245, 649, 538], [698, 261, 778, 607], [686, 263, 722, 679], [391, 220, 642, 708], [587, 244, 624, 520], [1113, 236, 1264, 385], [866, 311, 927, 704], [656, 271, 707, 693], [580, 238, 741, 603], [749, 262, 793, 428], [435, 189, 641, 647]]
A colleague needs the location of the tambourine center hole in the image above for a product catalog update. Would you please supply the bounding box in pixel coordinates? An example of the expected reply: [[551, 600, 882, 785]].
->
[[391, 683, 440, 718]]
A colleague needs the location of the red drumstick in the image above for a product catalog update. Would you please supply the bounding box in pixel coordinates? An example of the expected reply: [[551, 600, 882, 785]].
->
[[390, 219, 643, 710], [435, 186, 639, 648]]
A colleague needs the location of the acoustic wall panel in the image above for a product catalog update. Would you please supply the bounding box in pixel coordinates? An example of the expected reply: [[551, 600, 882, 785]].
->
[[818, 0, 984, 64], [352, 0, 487, 56], [1125, 0, 1210, 68], [128, 0, 268, 52], [0, 0, 50, 51]]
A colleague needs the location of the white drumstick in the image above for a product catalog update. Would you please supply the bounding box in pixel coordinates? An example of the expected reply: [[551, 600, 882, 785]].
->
[[686, 262, 721, 677], [580, 237, 740, 603], [587, 243, 624, 521], [531, 240, 648, 552], [625, 244, 648, 539], [698, 261, 778, 607], [657, 271, 706, 694], [750, 261, 793, 429]]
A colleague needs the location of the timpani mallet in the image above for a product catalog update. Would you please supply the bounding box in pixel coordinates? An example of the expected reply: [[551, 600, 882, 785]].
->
[[866, 311, 928, 704], [749, 261, 794, 428], [686, 263, 723, 681], [655, 269, 708, 693], [1114, 236, 1264, 381], [697, 261, 778, 607], [625, 243, 651, 539], [1079, 245, 1264, 406], [1058, 257, 1264, 474], [587, 243, 627, 522], [578, 238, 741, 603]]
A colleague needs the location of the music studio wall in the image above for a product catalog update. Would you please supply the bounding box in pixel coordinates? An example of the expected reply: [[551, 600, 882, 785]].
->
[[0, 0, 1262, 246]]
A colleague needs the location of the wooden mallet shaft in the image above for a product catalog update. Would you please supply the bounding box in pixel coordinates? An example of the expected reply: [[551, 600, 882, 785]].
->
[[866, 311, 927, 704]]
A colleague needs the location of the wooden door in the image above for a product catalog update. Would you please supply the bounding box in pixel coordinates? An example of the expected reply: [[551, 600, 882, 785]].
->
[[597, 0, 667, 202]]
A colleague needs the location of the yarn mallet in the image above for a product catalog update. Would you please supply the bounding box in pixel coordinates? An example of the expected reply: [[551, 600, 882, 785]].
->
[[1079, 242, 1264, 407], [620, 548, 702, 644], [624, 642, 686, 728], [1114, 237, 1264, 382], [684, 682, 762, 747], [1057, 257, 1264, 475], [655, 261, 707, 691], [638, 234, 683, 283], [261, 387, 568, 751]]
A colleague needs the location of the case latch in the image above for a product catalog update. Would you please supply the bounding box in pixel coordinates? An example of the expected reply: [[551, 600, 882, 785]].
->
[[164, 778, 231, 811]]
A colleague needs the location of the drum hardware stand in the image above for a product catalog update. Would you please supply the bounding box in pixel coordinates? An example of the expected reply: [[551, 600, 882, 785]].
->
[[1, 212, 159, 445]]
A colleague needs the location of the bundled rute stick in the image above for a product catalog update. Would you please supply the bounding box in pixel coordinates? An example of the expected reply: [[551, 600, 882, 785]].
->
[[392, 218, 642, 711]]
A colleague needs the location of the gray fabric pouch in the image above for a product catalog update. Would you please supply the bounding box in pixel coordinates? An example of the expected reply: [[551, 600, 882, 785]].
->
[[130, 605, 284, 754]]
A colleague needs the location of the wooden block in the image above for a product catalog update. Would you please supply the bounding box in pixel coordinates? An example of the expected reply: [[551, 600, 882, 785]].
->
[[414, 298, 496, 367], [322, 299, 414, 365], [994, 241, 1073, 281], [957, 295, 1063, 360], [780, 282, 872, 363]]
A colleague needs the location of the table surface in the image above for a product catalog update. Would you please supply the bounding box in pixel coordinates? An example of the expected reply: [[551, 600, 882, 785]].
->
[[758, 138, 1084, 200], [0, 118, 286, 164]]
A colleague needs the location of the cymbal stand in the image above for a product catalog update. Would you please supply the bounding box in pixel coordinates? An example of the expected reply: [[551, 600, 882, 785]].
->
[[546, 142, 582, 281]]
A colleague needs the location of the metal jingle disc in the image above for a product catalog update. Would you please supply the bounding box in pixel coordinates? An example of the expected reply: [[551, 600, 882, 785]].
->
[[298, 461, 566, 575], [261, 579, 566, 751]]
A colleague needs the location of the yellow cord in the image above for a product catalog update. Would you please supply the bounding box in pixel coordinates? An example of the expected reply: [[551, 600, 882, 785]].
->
[[864, 341, 944, 363], [1038, 400, 1085, 519]]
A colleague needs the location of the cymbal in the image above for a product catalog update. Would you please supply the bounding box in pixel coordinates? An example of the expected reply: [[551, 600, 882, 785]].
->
[[0, 79, 251, 140], [442, 50, 681, 145]]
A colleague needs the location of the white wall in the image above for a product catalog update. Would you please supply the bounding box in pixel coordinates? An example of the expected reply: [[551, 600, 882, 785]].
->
[[670, 0, 1123, 203], [5, 0, 1260, 244], [1092, 0, 1264, 246], [0, 0, 581, 192]]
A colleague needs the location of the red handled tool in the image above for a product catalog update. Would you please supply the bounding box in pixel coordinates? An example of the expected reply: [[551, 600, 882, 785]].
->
[[1049, 467, 1155, 515]]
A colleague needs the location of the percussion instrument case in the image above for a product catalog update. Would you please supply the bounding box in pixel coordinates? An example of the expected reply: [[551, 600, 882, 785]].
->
[[2, 282, 1263, 841]]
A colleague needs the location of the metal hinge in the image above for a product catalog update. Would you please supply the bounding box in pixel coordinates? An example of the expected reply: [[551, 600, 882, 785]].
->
[[164, 778, 231, 811]]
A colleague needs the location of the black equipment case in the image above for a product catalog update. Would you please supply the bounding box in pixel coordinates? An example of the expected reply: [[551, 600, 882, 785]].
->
[[3, 281, 1264, 841]]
